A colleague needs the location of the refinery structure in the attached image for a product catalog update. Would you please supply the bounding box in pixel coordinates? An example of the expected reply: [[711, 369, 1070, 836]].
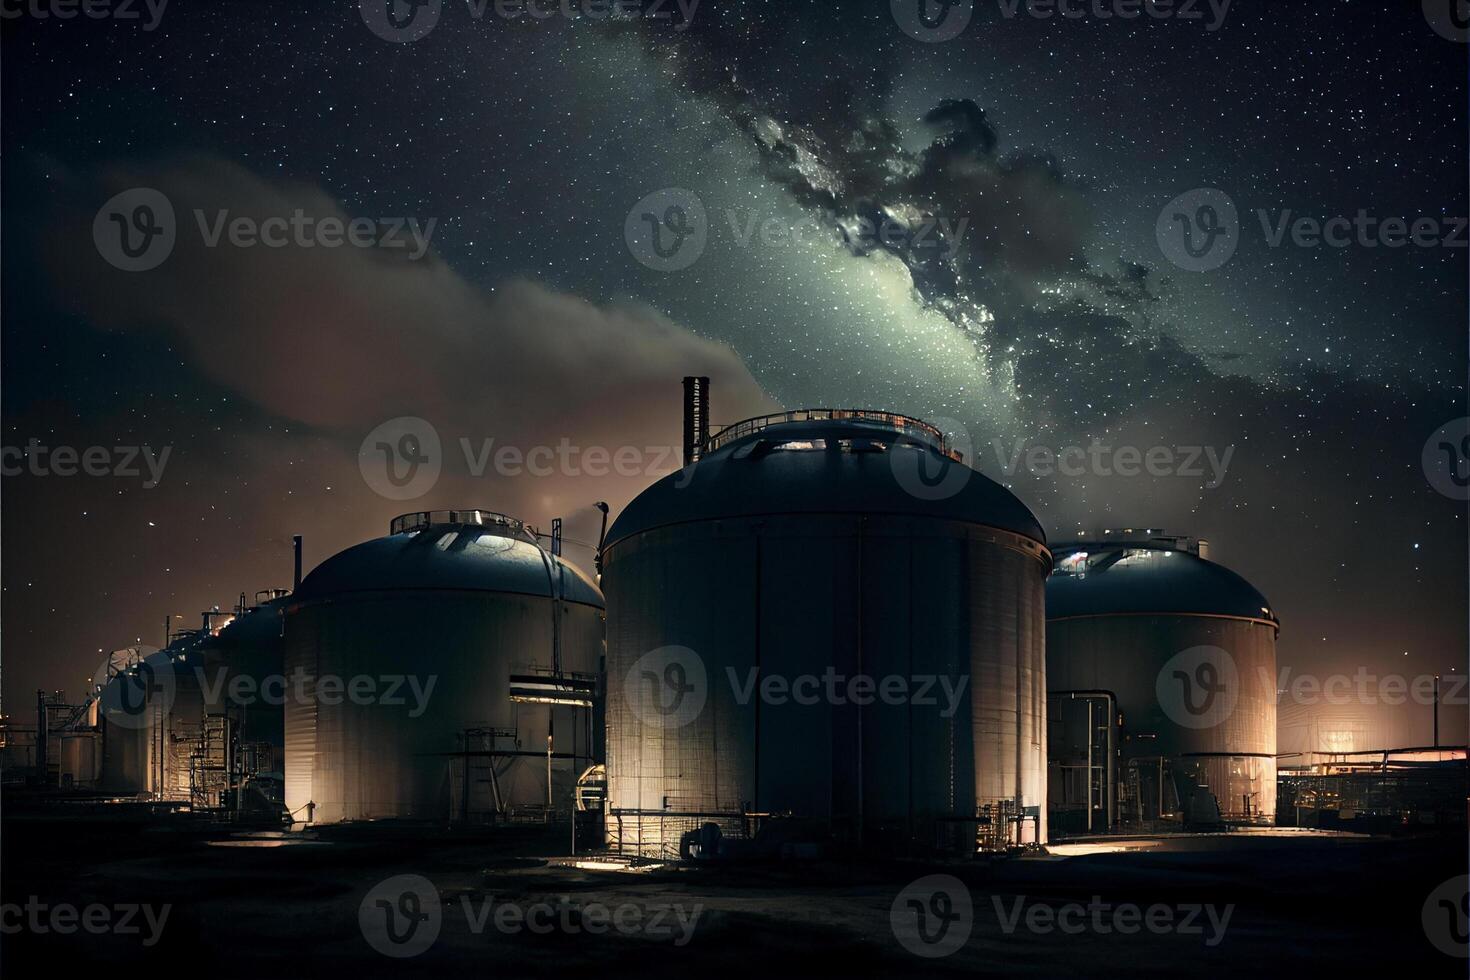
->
[[3, 379, 1464, 856]]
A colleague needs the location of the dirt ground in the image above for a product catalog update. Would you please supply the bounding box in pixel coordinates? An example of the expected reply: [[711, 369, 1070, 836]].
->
[[1, 803, 1465, 978]]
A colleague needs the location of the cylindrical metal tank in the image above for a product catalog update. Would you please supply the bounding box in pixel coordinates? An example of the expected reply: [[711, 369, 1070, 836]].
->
[[198, 592, 290, 778], [1046, 536, 1279, 828], [98, 641, 189, 796], [603, 411, 1051, 858], [97, 593, 289, 803], [283, 511, 605, 825]]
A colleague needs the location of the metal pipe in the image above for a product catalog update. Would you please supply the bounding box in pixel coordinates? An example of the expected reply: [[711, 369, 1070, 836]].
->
[[682, 376, 710, 465], [1059, 690, 1118, 831], [593, 502, 609, 576], [1434, 675, 1441, 747], [1086, 699, 1093, 833]]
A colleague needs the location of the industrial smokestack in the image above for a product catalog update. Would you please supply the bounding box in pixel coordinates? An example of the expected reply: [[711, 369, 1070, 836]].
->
[[292, 535, 303, 591], [683, 376, 710, 466]]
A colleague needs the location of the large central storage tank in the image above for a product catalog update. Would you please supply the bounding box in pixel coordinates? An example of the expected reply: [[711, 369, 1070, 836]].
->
[[603, 407, 1051, 858], [283, 511, 605, 825], [1046, 534, 1279, 829]]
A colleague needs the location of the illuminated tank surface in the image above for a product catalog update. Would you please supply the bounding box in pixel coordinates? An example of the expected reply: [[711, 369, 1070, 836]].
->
[[603, 411, 1051, 858], [1046, 536, 1279, 829], [283, 511, 604, 825]]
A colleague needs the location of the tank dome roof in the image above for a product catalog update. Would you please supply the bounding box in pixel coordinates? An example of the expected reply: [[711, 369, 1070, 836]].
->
[[294, 512, 604, 608], [606, 411, 1047, 550], [1046, 541, 1276, 627]]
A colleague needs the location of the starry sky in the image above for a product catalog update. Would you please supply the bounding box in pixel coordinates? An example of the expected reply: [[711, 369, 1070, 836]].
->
[[3, 1, 1466, 743]]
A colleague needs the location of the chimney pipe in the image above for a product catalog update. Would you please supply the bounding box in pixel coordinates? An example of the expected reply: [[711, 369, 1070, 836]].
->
[[593, 501, 610, 576], [682, 376, 710, 466], [1434, 674, 1441, 748], [292, 535, 303, 591]]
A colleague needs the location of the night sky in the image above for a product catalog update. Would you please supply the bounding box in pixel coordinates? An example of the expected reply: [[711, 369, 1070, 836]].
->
[[3, 2, 1466, 743]]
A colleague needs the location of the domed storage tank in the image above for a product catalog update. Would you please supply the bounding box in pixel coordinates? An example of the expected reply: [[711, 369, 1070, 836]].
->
[[202, 592, 290, 762], [1046, 535, 1279, 829], [97, 643, 176, 796], [603, 409, 1051, 858], [283, 511, 605, 825], [97, 593, 290, 805]]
